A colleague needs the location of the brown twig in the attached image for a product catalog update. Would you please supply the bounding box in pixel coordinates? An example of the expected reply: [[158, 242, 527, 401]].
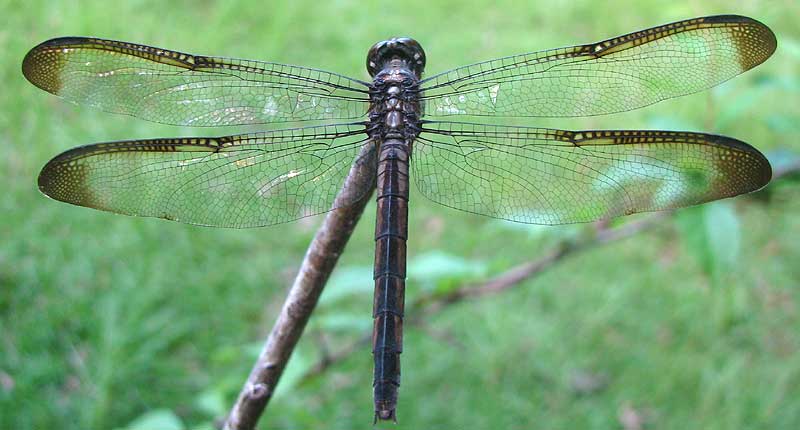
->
[[301, 333, 372, 384], [414, 212, 668, 316], [222, 144, 377, 430]]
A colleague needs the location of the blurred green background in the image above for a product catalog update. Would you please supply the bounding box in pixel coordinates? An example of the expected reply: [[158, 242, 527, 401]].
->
[[2, 0, 799, 429]]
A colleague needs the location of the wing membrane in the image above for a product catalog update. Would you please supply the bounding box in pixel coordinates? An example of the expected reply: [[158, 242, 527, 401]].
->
[[38, 124, 374, 227], [22, 37, 371, 126], [420, 15, 776, 118], [414, 122, 771, 224]]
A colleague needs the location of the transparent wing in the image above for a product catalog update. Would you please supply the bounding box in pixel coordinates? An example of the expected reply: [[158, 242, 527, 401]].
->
[[22, 37, 371, 126], [38, 124, 374, 227], [420, 15, 776, 118], [414, 122, 771, 224]]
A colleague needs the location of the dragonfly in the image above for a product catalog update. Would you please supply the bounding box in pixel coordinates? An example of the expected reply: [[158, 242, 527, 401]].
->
[[23, 14, 775, 422]]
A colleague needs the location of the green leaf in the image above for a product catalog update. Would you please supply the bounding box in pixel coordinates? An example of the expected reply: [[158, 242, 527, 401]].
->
[[195, 388, 227, 418], [490, 218, 551, 239], [185, 424, 216, 430], [121, 409, 183, 430], [714, 87, 766, 130], [766, 115, 800, 133], [409, 251, 485, 281], [272, 348, 313, 399], [645, 115, 700, 131], [489, 219, 581, 243], [312, 312, 371, 334], [766, 150, 800, 174], [780, 37, 800, 59], [318, 265, 373, 307], [408, 251, 487, 294], [676, 201, 741, 282], [704, 201, 741, 275], [676, 206, 710, 273]]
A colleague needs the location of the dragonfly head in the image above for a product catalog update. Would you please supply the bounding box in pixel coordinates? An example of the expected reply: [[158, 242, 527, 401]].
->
[[367, 37, 426, 79]]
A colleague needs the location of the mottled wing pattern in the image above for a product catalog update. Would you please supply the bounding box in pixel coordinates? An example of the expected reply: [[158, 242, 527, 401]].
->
[[38, 124, 374, 227], [22, 37, 371, 126], [420, 15, 776, 118], [414, 122, 771, 224]]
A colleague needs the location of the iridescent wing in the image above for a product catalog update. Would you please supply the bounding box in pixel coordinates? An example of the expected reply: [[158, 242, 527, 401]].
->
[[414, 122, 771, 224], [38, 124, 374, 227], [22, 37, 370, 126], [420, 15, 776, 118]]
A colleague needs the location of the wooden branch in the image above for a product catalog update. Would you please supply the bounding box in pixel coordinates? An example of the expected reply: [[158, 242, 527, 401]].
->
[[222, 144, 377, 430]]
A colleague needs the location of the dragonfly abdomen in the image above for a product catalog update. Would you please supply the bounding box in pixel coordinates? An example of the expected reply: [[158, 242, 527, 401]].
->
[[372, 138, 410, 422]]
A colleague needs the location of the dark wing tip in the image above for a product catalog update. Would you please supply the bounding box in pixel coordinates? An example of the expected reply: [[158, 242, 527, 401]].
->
[[706, 133, 773, 194], [37, 144, 97, 207], [705, 15, 777, 71], [23, 36, 199, 96], [22, 37, 89, 94]]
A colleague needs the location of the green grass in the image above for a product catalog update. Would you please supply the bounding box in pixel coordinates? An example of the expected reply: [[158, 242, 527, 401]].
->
[[2, 0, 799, 429]]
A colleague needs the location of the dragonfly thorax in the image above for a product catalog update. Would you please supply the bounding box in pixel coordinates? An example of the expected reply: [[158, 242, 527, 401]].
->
[[367, 37, 424, 143], [368, 74, 422, 142]]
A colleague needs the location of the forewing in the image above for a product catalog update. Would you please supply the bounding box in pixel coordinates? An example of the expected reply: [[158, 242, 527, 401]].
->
[[414, 122, 771, 224], [22, 37, 370, 126], [38, 124, 374, 227], [420, 15, 776, 118]]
